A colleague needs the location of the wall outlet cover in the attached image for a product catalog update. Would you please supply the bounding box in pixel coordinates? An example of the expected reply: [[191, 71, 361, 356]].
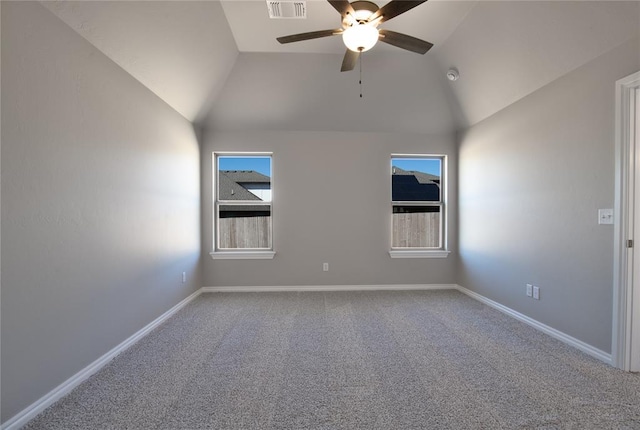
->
[[598, 208, 614, 225]]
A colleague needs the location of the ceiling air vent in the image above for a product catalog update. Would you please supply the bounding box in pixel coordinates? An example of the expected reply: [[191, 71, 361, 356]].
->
[[267, 1, 306, 19]]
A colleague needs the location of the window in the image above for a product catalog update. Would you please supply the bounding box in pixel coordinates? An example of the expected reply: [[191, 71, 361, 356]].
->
[[390, 155, 449, 258], [210, 153, 274, 259]]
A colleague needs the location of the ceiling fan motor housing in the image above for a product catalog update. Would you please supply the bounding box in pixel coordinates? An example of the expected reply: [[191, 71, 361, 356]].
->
[[343, 1, 379, 26]]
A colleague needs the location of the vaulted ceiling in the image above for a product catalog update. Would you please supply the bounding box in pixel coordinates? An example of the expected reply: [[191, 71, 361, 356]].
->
[[42, 1, 639, 131]]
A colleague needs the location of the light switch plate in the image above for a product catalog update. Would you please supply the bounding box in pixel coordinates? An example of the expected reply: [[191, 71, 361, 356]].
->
[[598, 209, 614, 225]]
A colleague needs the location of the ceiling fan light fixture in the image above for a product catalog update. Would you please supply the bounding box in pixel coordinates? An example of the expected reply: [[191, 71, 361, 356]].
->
[[342, 24, 379, 52]]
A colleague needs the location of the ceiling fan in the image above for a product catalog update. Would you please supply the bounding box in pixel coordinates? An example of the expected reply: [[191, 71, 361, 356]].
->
[[276, 0, 433, 72]]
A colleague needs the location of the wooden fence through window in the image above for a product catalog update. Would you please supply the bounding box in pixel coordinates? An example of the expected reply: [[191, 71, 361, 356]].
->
[[220, 213, 438, 249], [392, 213, 440, 248], [219, 216, 271, 249]]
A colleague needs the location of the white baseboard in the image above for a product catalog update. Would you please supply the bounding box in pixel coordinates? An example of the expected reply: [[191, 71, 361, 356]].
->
[[1, 288, 203, 430], [455, 284, 612, 365], [202, 284, 458, 293]]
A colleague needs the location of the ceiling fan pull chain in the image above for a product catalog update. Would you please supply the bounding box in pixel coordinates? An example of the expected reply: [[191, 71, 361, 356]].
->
[[359, 50, 363, 98]]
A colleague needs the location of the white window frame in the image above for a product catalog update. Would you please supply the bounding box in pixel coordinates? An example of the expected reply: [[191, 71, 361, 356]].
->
[[210, 152, 275, 260], [389, 154, 450, 259]]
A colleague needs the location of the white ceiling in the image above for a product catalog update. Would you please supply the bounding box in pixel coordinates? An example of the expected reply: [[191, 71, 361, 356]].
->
[[41, 0, 640, 130], [41, 0, 238, 123], [437, 0, 640, 125]]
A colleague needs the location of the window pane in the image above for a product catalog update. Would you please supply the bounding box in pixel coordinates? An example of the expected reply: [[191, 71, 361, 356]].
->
[[218, 156, 271, 202], [218, 205, 271, 249], [392, 205, 441, 248], [391, 158, 441, 202]]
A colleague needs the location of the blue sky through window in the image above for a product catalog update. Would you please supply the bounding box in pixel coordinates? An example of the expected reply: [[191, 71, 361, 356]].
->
[[218, 156, 438, 178], [392, 158, 441, 177], [218, 156, 271, 177]]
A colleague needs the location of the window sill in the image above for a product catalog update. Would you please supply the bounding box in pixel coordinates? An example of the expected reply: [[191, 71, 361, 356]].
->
[[389, 250, 450, 259], [209, 251, 276, 260]]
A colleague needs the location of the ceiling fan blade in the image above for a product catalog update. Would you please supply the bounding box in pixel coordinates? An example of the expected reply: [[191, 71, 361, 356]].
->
[[277, 29, 342, 44], [378, 29, 433, 54], [341, 49, 359, 72], [327, 0, 355, 18], [371, 0, 428, 23]]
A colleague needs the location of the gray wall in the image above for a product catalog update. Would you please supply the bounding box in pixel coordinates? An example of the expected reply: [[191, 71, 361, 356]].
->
[[202, 130, 457, 287], [1, 2, 201, 423], [457, 37, 640, 353], [205, 52, 457, 135], [202, 49, 459, 288]]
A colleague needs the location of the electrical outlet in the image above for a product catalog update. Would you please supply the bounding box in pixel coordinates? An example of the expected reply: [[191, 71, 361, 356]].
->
[[323, 263, 329, 272], [526, 284, 533, 297], [182, 272, 186, 283], [533, 286, 540, 300]]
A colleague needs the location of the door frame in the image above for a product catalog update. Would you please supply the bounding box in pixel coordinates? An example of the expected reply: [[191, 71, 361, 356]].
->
[[613, 71, 640, 370]]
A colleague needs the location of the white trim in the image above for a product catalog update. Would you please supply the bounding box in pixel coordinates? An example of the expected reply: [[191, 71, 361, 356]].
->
[[389, 250, 450, 258], [455, 285, 612, 365], [213, 152, 274, 254], [1, 289, 203, 430], [613, 71, 640, 370], [209, 251, 276, 260], [390, 154, 448, 252], [202, 284, 457, 293]]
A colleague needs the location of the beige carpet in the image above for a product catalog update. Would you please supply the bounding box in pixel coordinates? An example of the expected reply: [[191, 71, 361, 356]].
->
[[25, 290, 640, 429]]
